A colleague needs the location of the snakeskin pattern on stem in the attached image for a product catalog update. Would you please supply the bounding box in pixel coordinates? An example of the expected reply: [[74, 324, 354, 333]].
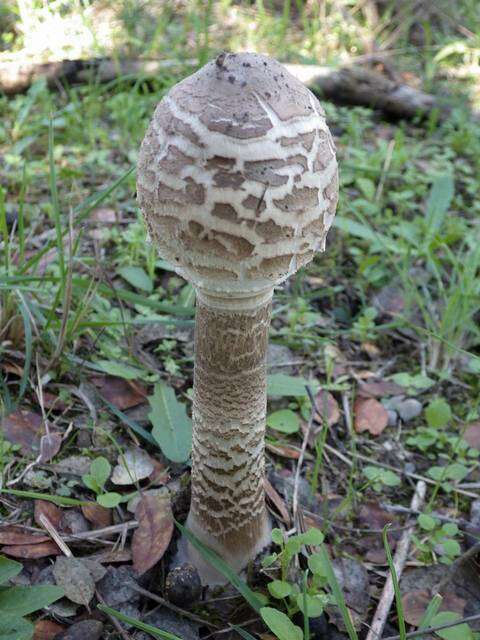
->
[[187, 293, 271, 559]]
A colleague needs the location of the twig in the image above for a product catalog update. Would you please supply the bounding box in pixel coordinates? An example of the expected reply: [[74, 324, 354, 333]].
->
[[383, 612, 480, 640], [39, 514, 72, 557], [292, 386, 316, 525], [39, 515, 132, 640], [365, 480, 427, 640], [324, 443, 479, 499], [130, 584, 220, 629]]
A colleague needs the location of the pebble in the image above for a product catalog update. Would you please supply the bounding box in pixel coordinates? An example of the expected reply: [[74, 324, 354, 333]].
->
[[387, 410, 398, 427], [397, 398, 423, 422]]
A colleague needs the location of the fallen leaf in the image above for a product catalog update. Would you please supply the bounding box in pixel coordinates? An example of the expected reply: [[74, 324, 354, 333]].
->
[[2, 541, 61, 558], [148, 458, 170, 486], [264, 478, 291, 525], [1, 409, 44, 453], [34, 500, 63, 529], [358, 379, 405, 398], [354, 398, 389, 436], [132, 493, 174, 575], [42, 392, 68, 411], [463, 421, 480, 450], [33, 620, 66, 640], [358, 502, 397, 530], [38, 432, 63, 463], [83, 558, 107, 582], [314, 390, 340, 426], [401, 589, 466, 626], [53, 619, 103, 640], [111, 446, 154, 485], [81, 503, 112, 529], [90, 207, 117, 223], [266, 443, 301, 459], [0, 527, 50, 545], [92, 375, 147, 410], [53, 557, 95, 606]]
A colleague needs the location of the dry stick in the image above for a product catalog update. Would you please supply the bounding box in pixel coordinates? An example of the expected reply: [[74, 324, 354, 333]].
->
[[383, 612, 480, 640], [292, 386, 317, 525], [324, 443, 479, 499], [130, 584, 220, 630], [39, 514, 132, 640], [365, 480, 427, 640]]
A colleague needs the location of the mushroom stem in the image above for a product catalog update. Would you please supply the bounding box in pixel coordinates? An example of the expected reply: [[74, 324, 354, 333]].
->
[[185, 287, 273, 582]]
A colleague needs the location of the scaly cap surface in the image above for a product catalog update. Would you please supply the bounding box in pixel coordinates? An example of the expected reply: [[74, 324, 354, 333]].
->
[[137, 52, 338, 296]]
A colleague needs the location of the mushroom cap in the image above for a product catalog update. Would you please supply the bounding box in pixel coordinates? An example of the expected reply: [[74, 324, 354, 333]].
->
[[137, 52, 338, 296]]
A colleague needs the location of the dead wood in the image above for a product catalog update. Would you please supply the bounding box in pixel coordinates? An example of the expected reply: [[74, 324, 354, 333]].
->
[[0, 56, 451, 120]]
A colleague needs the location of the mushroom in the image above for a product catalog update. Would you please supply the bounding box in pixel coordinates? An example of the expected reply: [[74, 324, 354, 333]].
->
[[137, 52, 338, 583]]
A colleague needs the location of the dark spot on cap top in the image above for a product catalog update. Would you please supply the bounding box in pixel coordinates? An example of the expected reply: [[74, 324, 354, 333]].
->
[[215, 52, 227, 68], [228, 75, 235, 84]]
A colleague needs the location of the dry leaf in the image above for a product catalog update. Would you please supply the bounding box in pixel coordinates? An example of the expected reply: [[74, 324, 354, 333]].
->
[[90, 207, 117, 223], [1, 409, 44, 453], [132, 493, 174, 575], [401, 589, 466, 626], [33, 620, 66, 640], [34, 500, 63, 529], [53, 556, 96, 606], [264, 478, 290, 525], [354, 398, 389, 435], [266, 443, 300, 459], [315, 390, 340, 426], [111, 447, 154, 485], [42, 392, 68, 411], [81, 503, 112, 529], [148, 458, 170, 486], [2, 541, 61, 558], [38, 432, 63, 463], [358, 379, 405, 398], [53, 619, 103, 640], [0, 527, 50, 545], [92, 375, 147, 410], [464, 421, 480, 450]]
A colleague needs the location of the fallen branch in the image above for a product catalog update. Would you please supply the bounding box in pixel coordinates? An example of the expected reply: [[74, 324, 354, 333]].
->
[[0, 56, 451, 120], [365, 480, 426, 640]]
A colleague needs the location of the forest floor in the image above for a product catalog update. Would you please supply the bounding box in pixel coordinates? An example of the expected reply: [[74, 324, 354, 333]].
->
[[1, 2, 480, 640]]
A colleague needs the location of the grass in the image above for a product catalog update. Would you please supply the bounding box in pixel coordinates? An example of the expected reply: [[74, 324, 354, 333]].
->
[[1, 1, 480, 639]]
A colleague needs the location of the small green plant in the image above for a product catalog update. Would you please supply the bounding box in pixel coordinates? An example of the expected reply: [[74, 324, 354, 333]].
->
[[0, 555, 64, 639], [362, 466, 401, 492], [81, 456, 121, 508], [413, 515, 462, 564]]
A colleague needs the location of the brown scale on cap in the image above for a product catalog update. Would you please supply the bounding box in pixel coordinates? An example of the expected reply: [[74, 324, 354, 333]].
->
[[137, 51, 338, 295], [137, 52, 338, 584]]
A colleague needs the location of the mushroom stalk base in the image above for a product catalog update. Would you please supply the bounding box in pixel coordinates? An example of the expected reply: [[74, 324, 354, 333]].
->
[[184, 289, 272, 584]]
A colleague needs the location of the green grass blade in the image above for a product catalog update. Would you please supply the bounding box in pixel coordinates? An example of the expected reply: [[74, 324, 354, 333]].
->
[[99, 395, 157, 446], [176, 521, 263, 613], [97, 605, 181, 639], [230, 624, 258, 639], [1, 489, 91, 507], [318, 545, 358, 640], [383, 525, 406, 640], [417, 593, 442, 639], [15, 293, 32, 404], [48, 116, 65, 281]]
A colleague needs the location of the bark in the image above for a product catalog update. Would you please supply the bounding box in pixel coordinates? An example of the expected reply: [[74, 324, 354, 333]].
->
[[0, 56, 449, 120], [186, 290, 271, 581]]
